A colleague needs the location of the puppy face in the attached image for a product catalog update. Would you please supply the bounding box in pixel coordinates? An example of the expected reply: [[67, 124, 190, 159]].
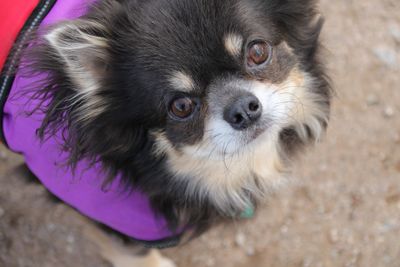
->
[[31, 0, 331, 221]]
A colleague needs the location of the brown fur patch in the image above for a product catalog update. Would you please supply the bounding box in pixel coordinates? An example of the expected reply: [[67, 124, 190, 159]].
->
[[224, 33, 243, 57], [168, 71, 195, 92]]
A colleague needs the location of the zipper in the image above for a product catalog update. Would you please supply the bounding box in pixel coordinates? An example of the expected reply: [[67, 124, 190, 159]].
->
[[0, 0, 57, 146]]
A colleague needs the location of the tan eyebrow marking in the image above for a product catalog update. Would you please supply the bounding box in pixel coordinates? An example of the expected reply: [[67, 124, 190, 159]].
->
[[224, 33, 244, 57], [168, 71, 195, 92]]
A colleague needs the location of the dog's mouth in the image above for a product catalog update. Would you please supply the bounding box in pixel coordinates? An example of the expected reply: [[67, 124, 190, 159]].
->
[[250, 126, 267, 141], [209, 119, 274, 157], [243, 120, 271, 145]]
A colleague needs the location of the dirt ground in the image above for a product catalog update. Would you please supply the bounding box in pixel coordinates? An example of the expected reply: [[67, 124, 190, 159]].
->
[[1, 0, 400, 266]]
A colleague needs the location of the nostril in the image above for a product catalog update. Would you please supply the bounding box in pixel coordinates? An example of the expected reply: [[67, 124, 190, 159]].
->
[[248, 101, 259, 112], [234, 114, 244, 124]]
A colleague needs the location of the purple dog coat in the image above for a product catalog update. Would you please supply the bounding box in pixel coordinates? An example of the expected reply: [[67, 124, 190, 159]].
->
[[0, 0, 181, 247]]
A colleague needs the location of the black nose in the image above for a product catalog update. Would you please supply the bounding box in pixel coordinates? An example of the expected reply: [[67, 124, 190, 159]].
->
[[224, 95, 262, 130]]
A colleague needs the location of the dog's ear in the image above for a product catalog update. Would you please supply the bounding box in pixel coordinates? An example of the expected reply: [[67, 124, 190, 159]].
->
[[271, 0, 323, 61], [23, 1, 153, 187], [28, 19, 117, 165], [44, 20, 110, 93]]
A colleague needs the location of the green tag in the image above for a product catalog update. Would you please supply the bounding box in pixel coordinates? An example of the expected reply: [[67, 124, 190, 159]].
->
[[240, 205, 255, 219]]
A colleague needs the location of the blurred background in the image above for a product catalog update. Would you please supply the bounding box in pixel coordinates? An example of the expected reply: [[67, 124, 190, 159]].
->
[[1, 0, 399, 266]]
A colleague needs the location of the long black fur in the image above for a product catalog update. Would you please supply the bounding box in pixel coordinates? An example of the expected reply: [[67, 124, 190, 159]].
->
[[22, 0, 331, 237]]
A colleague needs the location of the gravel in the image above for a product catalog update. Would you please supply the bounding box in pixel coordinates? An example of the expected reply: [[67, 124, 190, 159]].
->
[[383, 106, 396, 118]]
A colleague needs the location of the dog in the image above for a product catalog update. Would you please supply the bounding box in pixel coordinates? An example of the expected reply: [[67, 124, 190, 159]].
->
[[0, 0, 331, 266]]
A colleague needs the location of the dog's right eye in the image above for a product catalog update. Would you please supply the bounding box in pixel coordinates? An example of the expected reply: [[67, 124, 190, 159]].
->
[[169, 97, 196, 120], [246, 40, 272, 67]]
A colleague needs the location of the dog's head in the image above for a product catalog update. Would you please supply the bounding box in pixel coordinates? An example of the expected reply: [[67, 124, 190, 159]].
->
[[29, 0, 330, 228]]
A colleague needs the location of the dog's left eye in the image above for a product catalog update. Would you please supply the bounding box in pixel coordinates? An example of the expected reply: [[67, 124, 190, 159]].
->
[[169, 97, 196, 120], [247, 40, 272, 67]]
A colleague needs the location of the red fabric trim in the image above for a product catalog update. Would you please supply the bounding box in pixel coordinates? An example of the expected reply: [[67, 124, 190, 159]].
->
[[0, 0, 40, 71]]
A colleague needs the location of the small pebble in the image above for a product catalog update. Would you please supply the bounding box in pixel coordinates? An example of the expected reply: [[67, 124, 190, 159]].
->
[[222, 239, 231, 249], [394, 162, 400, 173], [0, 151, 7, 161], [378, 220, 398, 233], [383, 106, 395, 118], [374, 47, 397, 68], [330, 249, 339, 259], [392, 133, 400, 143], [66, 234, 75, 244], [383, 255, 393, 264], [206, 258, 215, 267], [302, 258, 313, 267], [346, 234, 355, 245], [46, 223, 56, 231], [235, 232, 246, 247], [66, 245, 74, 254], [317, 204, 326, 214], [246, 246, 255, 256], [379, 152, 388, 162], [319, 164, 328, 172], [329, 229, 339, 244], [389, 24, 400, 43], [366, 94, 379, 106]]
